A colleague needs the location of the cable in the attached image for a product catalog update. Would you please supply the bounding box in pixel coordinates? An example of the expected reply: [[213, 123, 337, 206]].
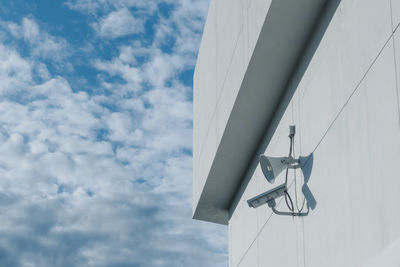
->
[[283, 134, 295, 213], [284, 190, 294, 212], [284, 167, 292, 211], [294, 167, 306, 212], [292, 136, 306, 212], [286, 129, 306, 213], [284, 166, 289, 185]]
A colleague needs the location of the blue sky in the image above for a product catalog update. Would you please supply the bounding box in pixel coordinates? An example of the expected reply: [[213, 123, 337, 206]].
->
[[0, 0, 227, 266]]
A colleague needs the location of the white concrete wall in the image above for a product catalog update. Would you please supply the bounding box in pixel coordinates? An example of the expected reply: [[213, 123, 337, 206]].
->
[[229, 0, 400, 266], [193, 0, 272, 211]]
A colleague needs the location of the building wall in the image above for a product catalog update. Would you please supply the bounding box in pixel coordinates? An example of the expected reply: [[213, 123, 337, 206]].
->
[[229, 0, 400, 266], [193, 0, 272, 211]]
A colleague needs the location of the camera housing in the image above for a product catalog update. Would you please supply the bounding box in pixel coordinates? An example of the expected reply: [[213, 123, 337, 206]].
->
[[247, 183, 287, 208]]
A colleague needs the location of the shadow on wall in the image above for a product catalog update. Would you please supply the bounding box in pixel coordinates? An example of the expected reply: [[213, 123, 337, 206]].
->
[[299, 153, 316, 211], [229, 0, 342, 217]]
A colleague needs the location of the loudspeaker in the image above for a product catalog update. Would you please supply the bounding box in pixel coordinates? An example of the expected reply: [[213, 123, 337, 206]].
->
[[259, 155, 290, 184]]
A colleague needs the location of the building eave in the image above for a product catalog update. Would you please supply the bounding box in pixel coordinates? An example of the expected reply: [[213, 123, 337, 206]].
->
[[193, 0, 328, 225]]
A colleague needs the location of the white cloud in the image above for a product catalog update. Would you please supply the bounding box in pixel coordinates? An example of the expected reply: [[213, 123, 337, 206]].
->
[[118, 45, 136, 64], [94, 57, 143, 89], [21, 17, 40, 41], [143, 50, 184, 88], [0, 0, 227, 266], [96, 8, 143, 38], [0, 43, 32, 94], [6, 17, 68, 62], [65, 0, 162, 14]]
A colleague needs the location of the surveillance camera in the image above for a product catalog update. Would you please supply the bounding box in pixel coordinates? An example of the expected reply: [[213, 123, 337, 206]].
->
[[259, 155, 300, 184], [247, 183, 287, 208]]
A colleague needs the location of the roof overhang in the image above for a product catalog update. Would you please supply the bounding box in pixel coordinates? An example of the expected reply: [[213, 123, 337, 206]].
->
[[193, 0, 329, 224]]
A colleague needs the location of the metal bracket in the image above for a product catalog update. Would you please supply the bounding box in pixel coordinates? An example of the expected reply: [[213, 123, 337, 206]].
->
[[267, 199, 309, 217], [282, 157, 300, 169]]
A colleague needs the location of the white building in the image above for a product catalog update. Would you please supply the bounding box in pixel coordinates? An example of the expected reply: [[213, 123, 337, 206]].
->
[[192, 0, 400, 266]]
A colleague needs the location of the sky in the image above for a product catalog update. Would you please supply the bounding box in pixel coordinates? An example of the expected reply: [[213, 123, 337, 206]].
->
[[0, 0, 228, 266]]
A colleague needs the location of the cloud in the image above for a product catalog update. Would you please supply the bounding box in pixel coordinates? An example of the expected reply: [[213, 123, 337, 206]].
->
[[65, 0, 162, 15], [7, 17, 68, 62], [0, 0, 227, 266], [94, 56, 143, 92], [0, 43, 32, 94], [96, 8, 144, 38]]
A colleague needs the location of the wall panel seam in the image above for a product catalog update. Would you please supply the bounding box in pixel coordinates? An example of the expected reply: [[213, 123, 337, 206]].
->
[[195, 30, 244, 169], [389, 0, 400, 122]]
